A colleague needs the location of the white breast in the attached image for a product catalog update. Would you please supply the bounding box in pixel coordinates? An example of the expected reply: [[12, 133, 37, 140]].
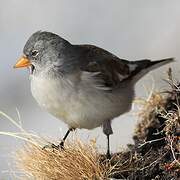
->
[[30, 72, 134, 129]]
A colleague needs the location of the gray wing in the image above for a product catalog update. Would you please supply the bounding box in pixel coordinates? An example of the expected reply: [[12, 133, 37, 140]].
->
[[77, 45, 131, 90], [77, 45, 173, 91]]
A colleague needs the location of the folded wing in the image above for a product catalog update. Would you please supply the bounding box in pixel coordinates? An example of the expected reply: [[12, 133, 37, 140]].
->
[[77, 45, 174, 91]]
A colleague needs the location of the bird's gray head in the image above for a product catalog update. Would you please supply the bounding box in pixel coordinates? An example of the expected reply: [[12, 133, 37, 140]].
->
[[14, 31, 72, 74]]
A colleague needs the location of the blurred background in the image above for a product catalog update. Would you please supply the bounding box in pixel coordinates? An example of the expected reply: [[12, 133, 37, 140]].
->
[[0, 0, 179, 178]]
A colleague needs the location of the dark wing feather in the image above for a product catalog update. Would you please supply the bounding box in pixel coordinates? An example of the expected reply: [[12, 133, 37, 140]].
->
[[62, 44, 173, 91], [77, 45, 131, 90]]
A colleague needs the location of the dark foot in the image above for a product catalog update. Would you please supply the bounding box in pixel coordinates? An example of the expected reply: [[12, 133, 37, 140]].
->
[[42, 141, 64, 150], [106, 151, 111, 159], [42, 128, 73, 151], [59, 141, 64, 149]]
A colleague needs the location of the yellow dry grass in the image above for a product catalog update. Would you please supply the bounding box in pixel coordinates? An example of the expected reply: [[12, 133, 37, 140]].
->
[[16, 140, 109, 180], [0, 111, 114, 180]]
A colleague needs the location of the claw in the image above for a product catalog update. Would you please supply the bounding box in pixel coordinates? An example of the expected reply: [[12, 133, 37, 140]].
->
[[106, 152, 111, 159], [42, 141, 65, 151], [59, 141, 64, 149], [42, 143, 57, 150]]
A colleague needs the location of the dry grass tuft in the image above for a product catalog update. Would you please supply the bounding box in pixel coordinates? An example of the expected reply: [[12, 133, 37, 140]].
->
[[135, 92, 166, 141], [16, 139, 109, 180], [131, 68, 180, 179]]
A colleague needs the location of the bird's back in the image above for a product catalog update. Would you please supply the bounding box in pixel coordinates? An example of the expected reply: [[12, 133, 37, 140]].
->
[[74, 44, 174, 90]]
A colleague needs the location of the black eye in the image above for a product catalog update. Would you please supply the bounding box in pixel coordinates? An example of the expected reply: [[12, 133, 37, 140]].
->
[[31, 50, 39, 57]]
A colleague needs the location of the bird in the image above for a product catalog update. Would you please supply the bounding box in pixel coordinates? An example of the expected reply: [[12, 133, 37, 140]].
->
[[14, 31, 174, 158]]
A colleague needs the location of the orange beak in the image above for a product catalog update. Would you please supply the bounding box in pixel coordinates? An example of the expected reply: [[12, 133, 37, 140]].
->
[[14, 56, 31, 68]]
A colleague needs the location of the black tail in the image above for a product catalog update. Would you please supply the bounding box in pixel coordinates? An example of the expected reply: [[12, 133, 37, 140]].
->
[[128, 58, 174, 82]]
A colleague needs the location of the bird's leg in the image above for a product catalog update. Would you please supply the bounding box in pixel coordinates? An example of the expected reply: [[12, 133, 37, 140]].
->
[[103, 120, 113, 159], [59, 128, 73, 149], [106, 134, 111, 159], [42, 128, 73, 150]]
